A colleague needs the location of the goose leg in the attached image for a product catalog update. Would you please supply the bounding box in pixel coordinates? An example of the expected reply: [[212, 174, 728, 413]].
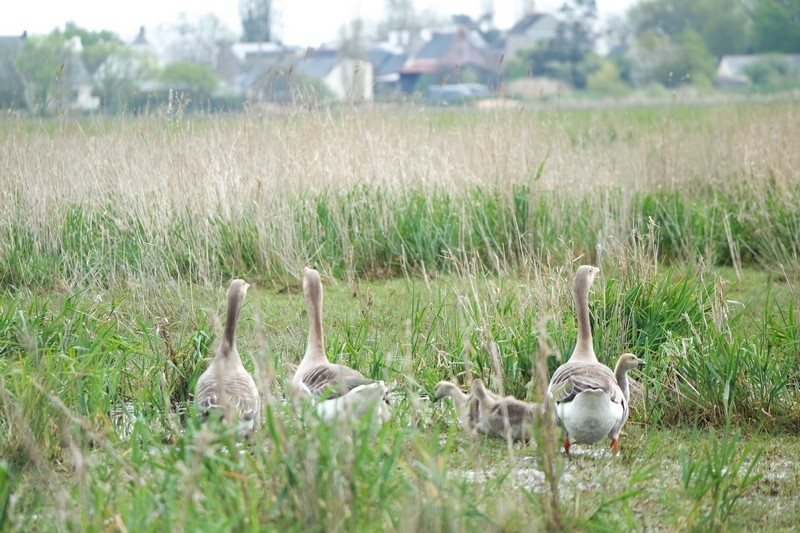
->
[[562, 437, 571, 456], [610, 438, 620, 455]]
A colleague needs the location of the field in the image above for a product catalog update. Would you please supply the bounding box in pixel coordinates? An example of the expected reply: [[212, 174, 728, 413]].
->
[[1, 101, 799, 531]]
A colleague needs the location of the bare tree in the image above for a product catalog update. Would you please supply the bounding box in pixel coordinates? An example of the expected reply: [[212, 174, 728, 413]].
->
[[384, 0, 415, 35], [240, 0, 277, 43]]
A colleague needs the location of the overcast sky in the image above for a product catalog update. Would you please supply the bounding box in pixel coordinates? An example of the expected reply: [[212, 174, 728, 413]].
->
[[1, 0, 636, 47]]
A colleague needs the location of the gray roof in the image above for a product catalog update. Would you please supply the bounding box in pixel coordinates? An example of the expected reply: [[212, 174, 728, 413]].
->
[[62, 53, 92, 85], [415, 29, 487, 60], [508, 13, 551, 35], [0, 34, 27, 108], [240, 58, 286, 89], [294, 50, 338, 78], [241, 49, 342, 91], [379, 52, 408, 76], [0, 35, 24, 53], [416, 33, 456, 60], [368, 46, 407, 76]]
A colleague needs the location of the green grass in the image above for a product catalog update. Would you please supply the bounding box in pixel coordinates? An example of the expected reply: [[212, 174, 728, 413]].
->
[[1, 267, 798, 530], [1, 103, 799, 530]]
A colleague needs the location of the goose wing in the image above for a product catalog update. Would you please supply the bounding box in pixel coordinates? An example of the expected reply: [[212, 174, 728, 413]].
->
[[547, 362, 624, 405], [301, 363, 373, 400], [195, 373, 260, 424], [487, 400, 533, 428]]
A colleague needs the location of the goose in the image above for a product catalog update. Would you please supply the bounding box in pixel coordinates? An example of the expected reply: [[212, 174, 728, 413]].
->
[[471, 379, 540, 442], [290, 267, 387, 424], [433, 380, 505, 433], [546, 265, 636, 455], [195, 279, 260, 435], [433, 381, 480, 431], [613, 352, 646, 422], [315, 381, 388, 423]]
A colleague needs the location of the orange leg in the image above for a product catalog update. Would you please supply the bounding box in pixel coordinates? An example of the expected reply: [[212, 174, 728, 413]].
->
[[562, 437, 571, 456], [610, 438, 620, 455]]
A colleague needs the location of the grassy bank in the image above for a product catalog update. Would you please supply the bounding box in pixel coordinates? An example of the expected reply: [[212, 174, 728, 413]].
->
[[1, 102, 798, 530]]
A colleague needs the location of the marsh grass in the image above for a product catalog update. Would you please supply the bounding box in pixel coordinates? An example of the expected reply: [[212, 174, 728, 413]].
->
[[679, 425, 763, 529], [1, 103, 799, 530]]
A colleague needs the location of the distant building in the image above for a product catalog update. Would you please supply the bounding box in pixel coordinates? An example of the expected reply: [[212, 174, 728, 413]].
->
[[715, 54, 800, 87], [367, 43, 407, 96], [0, 32, 28, 109], [215, 41, 292, 92], [63, 36, 100, 110], [503, 12, 559, 61], [240, 47, 373, 103], [399, 28, 498, 94]]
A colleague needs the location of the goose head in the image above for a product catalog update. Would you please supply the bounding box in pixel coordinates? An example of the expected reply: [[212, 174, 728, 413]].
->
[[574, 265, 600, 297], [303, 266, 323, 302], [228, 278, 250, 304], [615, 353, 646, 374], [434, 381, 458, 401], [301, 266, 326, 360]]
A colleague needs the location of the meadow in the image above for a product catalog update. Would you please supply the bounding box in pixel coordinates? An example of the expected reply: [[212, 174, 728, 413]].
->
[[0, 100, 799, 531]]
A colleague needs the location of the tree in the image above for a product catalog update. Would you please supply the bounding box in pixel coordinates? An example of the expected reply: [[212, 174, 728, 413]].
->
[[452, 13, 502, 46], [240, 0, 276, 42], [16, 34, 71, 113], [522, 0, 600, 88], [164, 13, 236, 66], [586, 59, 629, 96], [743, 54, 800, 86], [160, 61, 219, 102], [383, 0, 416, 35], [628, 28, 715, 88], [376, 0, 447, 42], [94, 44, 158, 112], [752, 0, 800, 53], [627, 0, 750, 58], [56, 22, 125, 76]]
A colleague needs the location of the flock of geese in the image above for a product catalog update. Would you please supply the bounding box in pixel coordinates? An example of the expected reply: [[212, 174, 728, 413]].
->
[[194, 264, 645, 455]]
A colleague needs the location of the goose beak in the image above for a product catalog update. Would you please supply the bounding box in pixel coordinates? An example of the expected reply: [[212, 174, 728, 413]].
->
[[636, 357, 646, 368]]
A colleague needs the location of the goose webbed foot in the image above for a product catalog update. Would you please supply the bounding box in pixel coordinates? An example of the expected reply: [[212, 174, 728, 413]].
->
[[610, 437, 620, 455]]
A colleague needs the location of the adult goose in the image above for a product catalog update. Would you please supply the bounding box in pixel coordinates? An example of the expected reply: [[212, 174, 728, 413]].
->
[[290, 267, 387, 423], [195, 279, 260, 435], [471, 379, 540, 442], [546, 266, 636, 455]]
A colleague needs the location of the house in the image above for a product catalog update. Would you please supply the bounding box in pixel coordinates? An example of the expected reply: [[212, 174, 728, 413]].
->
[[504, 12, 559, 61], [0, 33, 97, 111], [62, 37, 100, 110], [715, 54, 800, 87], [399, 28, 498, 94], [367, 43, 407, 96], [0, 33, 28, 109], [295, 48, 373, 101], [241, 47, 373, 103], [215, 41, 299, 95]]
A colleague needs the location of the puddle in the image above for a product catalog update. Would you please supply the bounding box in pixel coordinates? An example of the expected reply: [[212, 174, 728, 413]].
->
[[109, 402, 188, 441]]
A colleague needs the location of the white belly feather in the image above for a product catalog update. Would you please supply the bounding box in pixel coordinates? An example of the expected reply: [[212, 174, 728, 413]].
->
[[557, 390, 623, 444]]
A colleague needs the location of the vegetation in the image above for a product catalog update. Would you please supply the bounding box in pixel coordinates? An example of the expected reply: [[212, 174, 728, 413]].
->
[[159, 62, 220, 103], [0, 102, 799, 530]]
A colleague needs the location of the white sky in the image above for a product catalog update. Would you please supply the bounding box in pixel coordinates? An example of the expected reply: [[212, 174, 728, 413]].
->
[[0, 0, 636, 47]]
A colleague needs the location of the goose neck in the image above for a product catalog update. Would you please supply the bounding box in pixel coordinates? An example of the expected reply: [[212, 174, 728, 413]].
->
[[574, 284, 594, 358], [306, 289, 325, 359], [615, 365, 631, 402], [223, 290, 243, 351]]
